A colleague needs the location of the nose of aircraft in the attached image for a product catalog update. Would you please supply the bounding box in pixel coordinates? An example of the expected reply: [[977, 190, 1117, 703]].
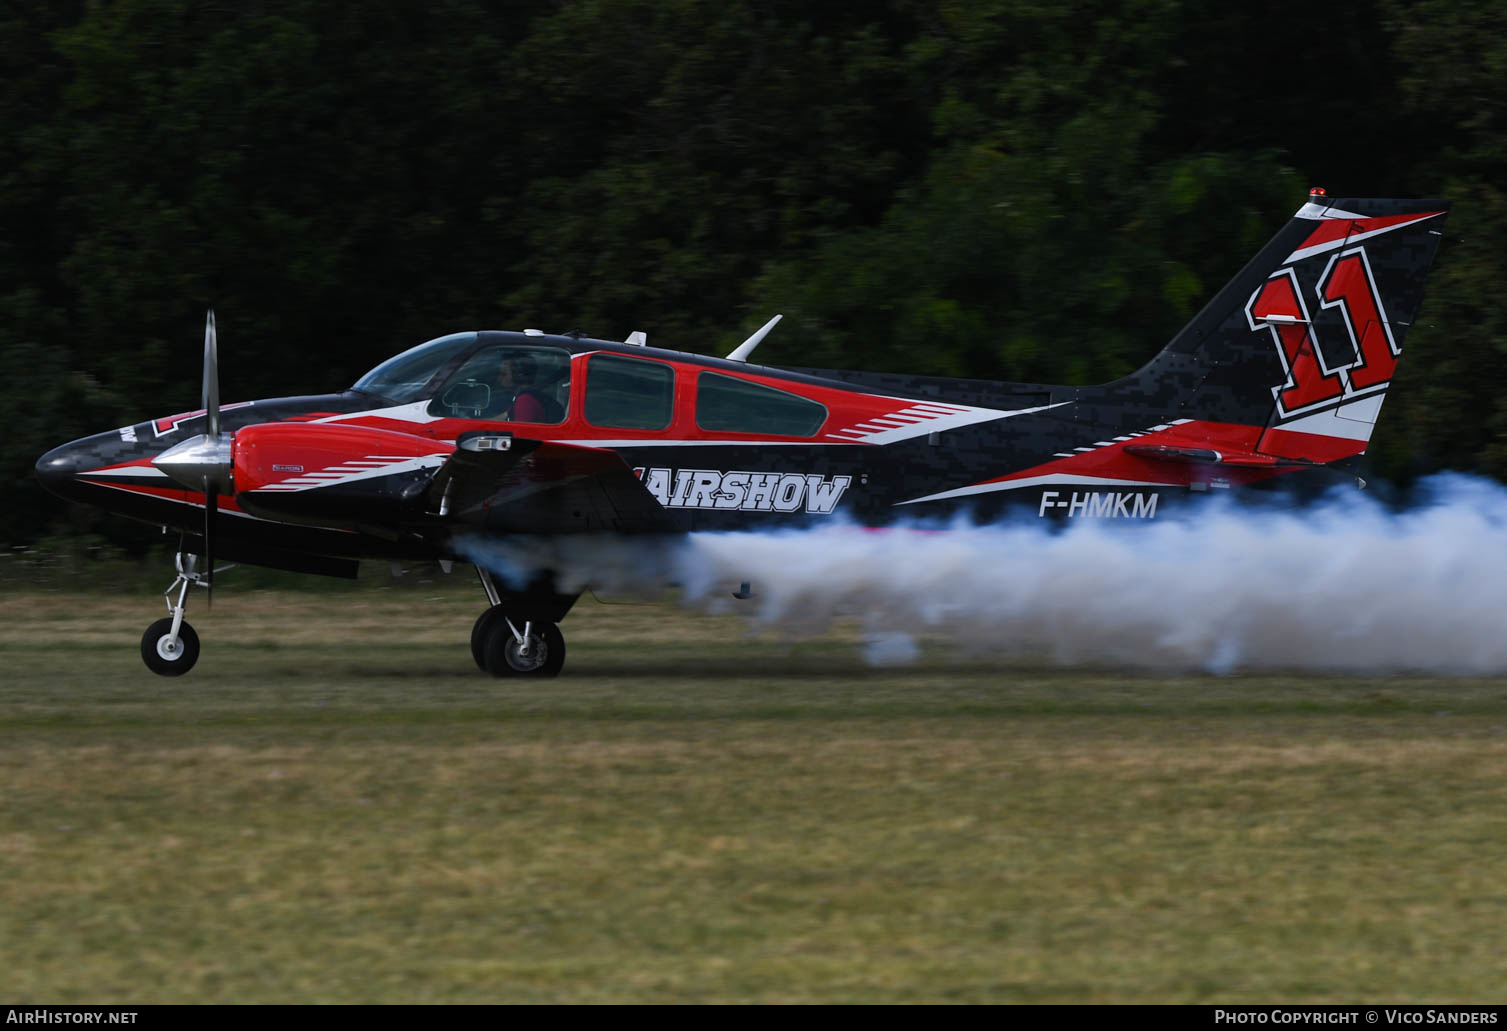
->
[[35, 432, 129, 504], [35, 440, 85, 499]]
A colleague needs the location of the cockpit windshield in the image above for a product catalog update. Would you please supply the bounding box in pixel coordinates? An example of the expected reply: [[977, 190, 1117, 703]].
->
[[351, 332, 478, 403]]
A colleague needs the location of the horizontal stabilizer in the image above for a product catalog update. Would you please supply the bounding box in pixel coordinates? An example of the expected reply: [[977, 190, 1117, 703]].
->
[[1124, 443, 1314, 469]]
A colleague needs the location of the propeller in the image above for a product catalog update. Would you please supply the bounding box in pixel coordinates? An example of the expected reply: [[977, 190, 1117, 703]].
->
[[152, 310, 233, 603], [202, 310, 219, 601]]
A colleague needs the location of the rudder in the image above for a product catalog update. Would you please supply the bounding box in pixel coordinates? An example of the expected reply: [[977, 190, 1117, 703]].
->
[[1116, 191, 1449, 467]]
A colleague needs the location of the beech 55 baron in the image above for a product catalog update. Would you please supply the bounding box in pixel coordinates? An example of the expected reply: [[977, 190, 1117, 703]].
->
[[37, 192, 1449, 677]]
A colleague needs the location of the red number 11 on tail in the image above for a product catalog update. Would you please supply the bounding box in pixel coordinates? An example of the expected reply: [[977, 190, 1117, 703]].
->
[[1246, 246, 1396, 418]]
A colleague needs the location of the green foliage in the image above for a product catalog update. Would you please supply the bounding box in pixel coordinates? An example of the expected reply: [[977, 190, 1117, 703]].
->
[[756, 146, 1298, 382], [1366, 0, 1507, 482], [3, 0, 1506, 542]]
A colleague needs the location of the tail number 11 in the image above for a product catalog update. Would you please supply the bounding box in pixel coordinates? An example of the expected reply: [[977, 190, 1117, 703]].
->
[[1245, 246, 1398, 417]]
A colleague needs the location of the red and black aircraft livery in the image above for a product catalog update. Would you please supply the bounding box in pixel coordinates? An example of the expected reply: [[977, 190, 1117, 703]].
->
[[36, 192, 1450, 678]]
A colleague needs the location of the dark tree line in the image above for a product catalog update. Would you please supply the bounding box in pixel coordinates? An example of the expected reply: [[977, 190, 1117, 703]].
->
[[4, 0, 1505, 550]]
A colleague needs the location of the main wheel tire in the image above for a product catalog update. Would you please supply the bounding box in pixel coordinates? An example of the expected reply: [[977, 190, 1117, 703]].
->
[[483, 618, 565, 678], [470, 606, 511, 672], [141, 617, 201, 676]]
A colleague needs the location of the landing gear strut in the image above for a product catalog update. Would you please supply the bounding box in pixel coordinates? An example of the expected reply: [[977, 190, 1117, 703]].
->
[[471, 566, 574, 678], [141, 552, 210, 676]]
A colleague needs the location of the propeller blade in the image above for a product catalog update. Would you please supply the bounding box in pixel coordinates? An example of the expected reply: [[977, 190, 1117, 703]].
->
[[202, 310, 221, 606], [203, 309, 220, 440]]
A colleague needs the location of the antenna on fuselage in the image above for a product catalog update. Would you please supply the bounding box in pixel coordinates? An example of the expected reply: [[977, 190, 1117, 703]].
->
[[726, 314, 782, 362]]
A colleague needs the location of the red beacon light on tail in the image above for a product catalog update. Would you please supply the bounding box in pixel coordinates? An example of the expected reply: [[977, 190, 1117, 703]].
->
[[1309, 186, 1327, 197]]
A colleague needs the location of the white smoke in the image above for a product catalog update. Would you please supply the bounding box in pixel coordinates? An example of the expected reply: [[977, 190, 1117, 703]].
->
[[458, 473, 1507, 673]]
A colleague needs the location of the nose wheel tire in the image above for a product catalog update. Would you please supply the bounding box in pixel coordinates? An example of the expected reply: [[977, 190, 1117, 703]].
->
[[141, 617, 201, 676], [483, 617, 565, 677]]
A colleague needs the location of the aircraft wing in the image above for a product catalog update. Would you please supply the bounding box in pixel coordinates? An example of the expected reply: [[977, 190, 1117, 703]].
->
[[428, 435, 672, 535]]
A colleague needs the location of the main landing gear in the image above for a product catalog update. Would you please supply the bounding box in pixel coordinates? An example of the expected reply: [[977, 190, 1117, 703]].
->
[[471, 567, 575, 677], [141, 552, 210, 676]]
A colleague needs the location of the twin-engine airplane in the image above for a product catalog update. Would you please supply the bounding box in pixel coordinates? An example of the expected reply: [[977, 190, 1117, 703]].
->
[[36, 191, 1449, 677]]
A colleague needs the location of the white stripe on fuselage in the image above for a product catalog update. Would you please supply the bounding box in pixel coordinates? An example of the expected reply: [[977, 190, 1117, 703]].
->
[[822, 400, 1069, 445], [315, 400, 444, 425], [896, 473, 1185, 506], [77, 465, 172, 480], [252, 453, 450, 492]]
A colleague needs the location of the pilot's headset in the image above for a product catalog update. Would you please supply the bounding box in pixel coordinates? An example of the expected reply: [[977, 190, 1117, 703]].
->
[[506, 351, 538, 387]]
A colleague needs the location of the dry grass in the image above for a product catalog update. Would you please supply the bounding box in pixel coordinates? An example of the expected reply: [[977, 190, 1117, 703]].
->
[[2, 579, 1506, 1002]]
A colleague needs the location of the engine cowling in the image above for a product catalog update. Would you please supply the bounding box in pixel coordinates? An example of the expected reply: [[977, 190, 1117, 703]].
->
[[232, 422, 454, 527]]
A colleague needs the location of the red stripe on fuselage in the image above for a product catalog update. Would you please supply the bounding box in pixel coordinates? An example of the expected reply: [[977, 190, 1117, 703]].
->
[[972, 419, 1364, 490]]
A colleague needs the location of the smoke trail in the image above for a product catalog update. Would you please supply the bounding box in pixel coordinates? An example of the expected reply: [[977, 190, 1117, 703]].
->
[[458, 473, 1507, 673]]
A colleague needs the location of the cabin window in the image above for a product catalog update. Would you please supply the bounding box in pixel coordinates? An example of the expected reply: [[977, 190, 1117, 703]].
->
[[584, 354, 674, 430], [352, 332, 478, 403], [425, 345, 571, 423], [695, 372, 827, 437]]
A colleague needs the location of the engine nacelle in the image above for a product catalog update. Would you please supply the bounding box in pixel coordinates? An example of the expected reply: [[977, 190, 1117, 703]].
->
[[233, 422, 454, 527]]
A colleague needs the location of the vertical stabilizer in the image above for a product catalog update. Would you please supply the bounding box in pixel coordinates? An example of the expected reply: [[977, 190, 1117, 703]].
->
[[1111, 193, 1449, 466]]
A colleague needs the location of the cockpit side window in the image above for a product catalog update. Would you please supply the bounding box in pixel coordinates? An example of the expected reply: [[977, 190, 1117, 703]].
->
[[425, 345, 571, 424], [352, 332, 478, 404]]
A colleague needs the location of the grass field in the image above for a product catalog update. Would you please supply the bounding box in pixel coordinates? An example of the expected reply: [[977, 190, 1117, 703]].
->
[[2, 577, 1506, 1003]]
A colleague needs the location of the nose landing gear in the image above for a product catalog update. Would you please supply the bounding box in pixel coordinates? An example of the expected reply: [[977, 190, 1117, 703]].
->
[[141, 552, 211, 676]]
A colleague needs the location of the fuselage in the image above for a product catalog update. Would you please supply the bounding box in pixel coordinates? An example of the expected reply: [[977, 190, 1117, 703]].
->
[[35, 328, 1322, 576]]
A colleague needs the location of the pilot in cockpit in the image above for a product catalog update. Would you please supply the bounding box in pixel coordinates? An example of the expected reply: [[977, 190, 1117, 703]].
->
[[486, 351, 546, 422]]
